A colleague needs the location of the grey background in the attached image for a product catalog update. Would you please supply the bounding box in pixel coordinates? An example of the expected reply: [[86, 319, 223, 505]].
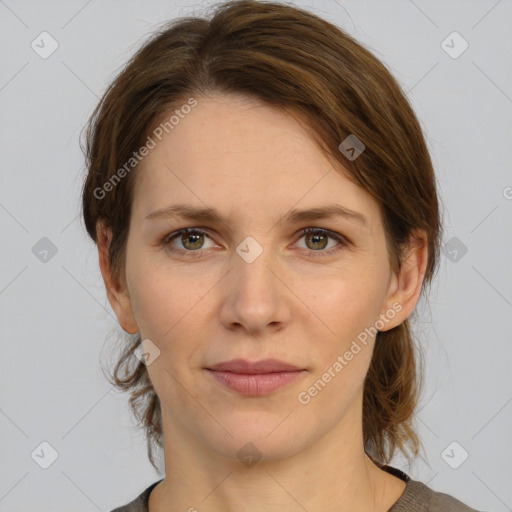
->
[[1, 0, 511, 511]]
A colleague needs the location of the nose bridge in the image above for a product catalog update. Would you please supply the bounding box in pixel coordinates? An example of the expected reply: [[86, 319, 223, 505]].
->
[[234, 233, 276, 297], [220, 234, 289, 332]]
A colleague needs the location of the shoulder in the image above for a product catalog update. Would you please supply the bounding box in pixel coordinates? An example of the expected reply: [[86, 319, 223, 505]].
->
[[397, 479, 483, 511], [110, 479, 162, 512], [110, 472, 486, 512], [381, 465, 484, 512]]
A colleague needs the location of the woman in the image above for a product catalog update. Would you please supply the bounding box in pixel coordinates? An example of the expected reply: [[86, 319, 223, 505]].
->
[[81, 1, 482, 510]]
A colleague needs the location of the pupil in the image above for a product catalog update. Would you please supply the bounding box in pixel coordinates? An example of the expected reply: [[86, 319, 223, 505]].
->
[[185, 233, 202, 249], [309, 233, 327, 250]]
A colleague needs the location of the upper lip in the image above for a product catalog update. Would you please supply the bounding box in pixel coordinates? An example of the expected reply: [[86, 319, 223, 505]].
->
[[207, 358, 304, 374]]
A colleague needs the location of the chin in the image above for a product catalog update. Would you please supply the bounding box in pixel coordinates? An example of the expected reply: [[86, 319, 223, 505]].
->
[[201, 412, 315, 463]]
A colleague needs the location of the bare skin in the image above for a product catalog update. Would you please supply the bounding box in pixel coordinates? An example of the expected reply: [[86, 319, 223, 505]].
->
[[98, 93, 427, 511]]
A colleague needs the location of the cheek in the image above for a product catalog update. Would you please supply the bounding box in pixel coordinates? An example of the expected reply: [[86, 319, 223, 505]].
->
[[125, 248, 218, 355], [299, 265, 389, 399], [297, 277, 385, 412], [306, 265, 387, 339]]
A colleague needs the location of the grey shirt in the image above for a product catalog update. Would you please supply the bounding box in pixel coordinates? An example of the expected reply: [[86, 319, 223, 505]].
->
[[111, 465, 482, 512]]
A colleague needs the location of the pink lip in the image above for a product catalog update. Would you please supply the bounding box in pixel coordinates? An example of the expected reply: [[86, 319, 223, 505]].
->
[[206, 359, 306, 396], [207, 358, 303, 374]]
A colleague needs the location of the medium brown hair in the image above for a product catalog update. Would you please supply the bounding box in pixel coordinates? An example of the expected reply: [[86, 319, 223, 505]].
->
[[81, 0, 441, 471]]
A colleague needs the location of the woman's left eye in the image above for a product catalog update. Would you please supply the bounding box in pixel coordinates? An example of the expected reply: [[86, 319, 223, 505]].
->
[[296, 227, 346, 256], [162, 227, 347, 257]]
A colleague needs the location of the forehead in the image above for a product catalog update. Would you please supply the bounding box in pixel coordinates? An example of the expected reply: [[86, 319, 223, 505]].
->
[[132, 93, 380, 227]]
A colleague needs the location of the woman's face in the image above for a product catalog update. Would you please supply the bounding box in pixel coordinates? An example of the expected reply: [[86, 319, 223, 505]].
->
[[109, 93, 415, 463]]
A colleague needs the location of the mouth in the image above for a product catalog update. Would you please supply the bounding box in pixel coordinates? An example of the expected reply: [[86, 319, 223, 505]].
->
[[205, 358, 307, 396]]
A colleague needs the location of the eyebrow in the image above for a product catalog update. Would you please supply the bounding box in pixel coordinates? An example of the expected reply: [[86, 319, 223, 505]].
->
[[144, 203, 369, 228]]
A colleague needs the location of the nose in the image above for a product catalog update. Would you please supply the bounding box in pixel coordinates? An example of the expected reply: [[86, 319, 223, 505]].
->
[[218, 237, 291, 335]]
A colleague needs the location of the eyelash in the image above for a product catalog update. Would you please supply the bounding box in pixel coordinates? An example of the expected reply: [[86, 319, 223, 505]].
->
[[161, 227, 348, 259]]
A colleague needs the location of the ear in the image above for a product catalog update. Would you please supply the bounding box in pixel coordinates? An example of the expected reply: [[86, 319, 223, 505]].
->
[[378, 229, 429, 331], [96, 222, 139, 334]]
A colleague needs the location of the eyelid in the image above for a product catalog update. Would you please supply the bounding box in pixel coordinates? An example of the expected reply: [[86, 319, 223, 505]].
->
[[162, 226, 348, 257], [295, 227, 348, 257], [162, 227, 219, 253]]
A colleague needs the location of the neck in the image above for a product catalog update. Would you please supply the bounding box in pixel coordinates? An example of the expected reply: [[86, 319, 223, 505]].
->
[[148, 403, 405, 512]]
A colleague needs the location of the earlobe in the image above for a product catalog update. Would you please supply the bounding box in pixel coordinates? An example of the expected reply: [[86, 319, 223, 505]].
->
[[96, 222, 139, 334], [379, 230, 429, 331]]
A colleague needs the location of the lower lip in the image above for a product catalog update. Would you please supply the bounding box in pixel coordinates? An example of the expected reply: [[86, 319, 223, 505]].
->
[[206, 370, 306, 396]]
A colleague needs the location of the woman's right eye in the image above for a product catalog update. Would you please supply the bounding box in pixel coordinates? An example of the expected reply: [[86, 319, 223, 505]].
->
[[163, 228, 215, 254]]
